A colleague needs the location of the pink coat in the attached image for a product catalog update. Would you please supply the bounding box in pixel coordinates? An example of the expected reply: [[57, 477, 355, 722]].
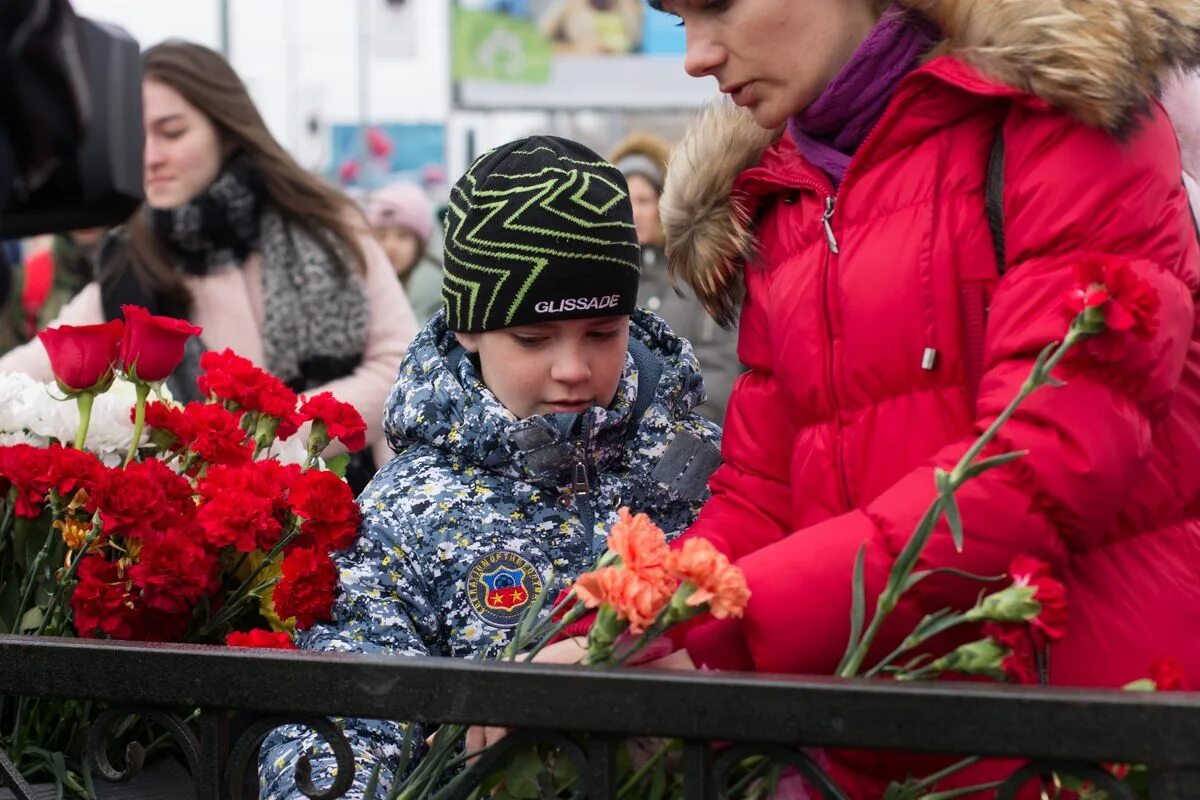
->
[[0, 230, 416, 467]]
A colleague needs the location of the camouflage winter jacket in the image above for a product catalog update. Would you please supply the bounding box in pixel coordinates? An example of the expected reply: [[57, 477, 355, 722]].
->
[[259, 309, 722, 799]]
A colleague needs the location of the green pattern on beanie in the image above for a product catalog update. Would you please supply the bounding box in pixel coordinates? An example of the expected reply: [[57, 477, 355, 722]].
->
[[442, 137, 641, 333]]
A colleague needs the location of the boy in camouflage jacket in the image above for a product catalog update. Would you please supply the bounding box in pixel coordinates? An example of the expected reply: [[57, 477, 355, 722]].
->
[[260, 136, 723, 799]]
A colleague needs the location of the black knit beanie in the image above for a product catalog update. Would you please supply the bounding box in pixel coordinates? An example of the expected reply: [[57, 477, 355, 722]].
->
[[442, 136, 641, 333]]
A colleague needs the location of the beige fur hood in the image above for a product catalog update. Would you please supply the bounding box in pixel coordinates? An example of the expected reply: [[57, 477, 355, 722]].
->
[[662, 0, 1200, 326]]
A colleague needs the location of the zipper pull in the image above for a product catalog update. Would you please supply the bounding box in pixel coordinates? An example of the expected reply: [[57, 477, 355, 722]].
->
[[572, 462, 591, 498], [822, 196, 840, 254]]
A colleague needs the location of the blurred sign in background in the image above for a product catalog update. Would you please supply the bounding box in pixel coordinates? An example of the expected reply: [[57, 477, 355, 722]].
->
[[66, 0, 713, 206]]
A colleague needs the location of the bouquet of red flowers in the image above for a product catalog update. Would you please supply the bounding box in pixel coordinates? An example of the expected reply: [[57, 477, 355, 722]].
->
[[0, 306, 367, 792]]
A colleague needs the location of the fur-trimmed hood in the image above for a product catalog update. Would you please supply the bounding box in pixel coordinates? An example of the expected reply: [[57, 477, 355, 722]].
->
[[662, 0, 1200, 326]]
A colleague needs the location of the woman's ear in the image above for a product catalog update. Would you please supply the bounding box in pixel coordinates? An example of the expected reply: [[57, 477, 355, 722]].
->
[[454, 331, 481, 353]]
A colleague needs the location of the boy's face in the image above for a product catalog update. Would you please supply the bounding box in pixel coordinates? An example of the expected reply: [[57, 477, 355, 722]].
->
[[455, 316, 631, 419]]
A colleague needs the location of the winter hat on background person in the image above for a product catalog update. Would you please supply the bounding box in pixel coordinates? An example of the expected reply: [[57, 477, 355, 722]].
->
[[442, 135, 641, 333], [608, 131, 671, 194], [365, 182, 434, 246]]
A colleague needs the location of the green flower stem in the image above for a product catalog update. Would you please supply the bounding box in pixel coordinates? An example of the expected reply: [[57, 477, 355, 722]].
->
[[33, 511, 102, 637], [14, 495, 65, 636], [72, 392, 95, 451], [123, 382, 152, 466], [917, 779, 1003, 800], [864, 612, 970, 679], [839, 323, 1087, 678], [617, 741, 673, 798], [197, 518, 301, 637]]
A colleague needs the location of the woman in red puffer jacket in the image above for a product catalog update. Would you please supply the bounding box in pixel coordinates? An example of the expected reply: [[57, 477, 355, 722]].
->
[[651, 0, 1200, 794]]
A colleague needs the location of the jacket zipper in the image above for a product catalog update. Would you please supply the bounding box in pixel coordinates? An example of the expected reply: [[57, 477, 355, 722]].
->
[[819, 195, 854, 510], [564, 420, 600, 556]]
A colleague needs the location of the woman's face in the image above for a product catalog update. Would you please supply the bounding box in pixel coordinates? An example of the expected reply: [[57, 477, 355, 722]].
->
[[661, 0, 878, 129], [627, 174, 664, 247], [142, 78, 224, 209]]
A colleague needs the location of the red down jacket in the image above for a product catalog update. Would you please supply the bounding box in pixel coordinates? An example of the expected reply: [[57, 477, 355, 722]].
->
[[659, 0, 1200, 754]]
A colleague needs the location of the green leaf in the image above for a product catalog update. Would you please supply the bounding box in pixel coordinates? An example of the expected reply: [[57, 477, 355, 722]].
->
[[649, 756, 668, 800], [324, 453, 351, 479], [513, 567, 554, 656], [942, 491, 965, 553], [18, 606, 44, 633], [503, 748, 544, 799], [837, 545, 868, 675], [904, 568, 1006, 593], [959, 450, 1029, 481], [551, 748, 578, 791]]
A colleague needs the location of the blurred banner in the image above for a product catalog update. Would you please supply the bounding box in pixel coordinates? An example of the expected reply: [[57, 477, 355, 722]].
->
[[452, 0, 712, 110], [329, 123, 447, 191]]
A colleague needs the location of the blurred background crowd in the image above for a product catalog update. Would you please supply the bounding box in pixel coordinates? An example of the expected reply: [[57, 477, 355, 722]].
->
[[0, 0, 741, 423]]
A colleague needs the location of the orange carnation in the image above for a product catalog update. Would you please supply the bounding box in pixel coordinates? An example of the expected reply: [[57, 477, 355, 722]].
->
[[666, 538, 751, 620], [573, 567, 670, 634], [606, 508, 670, 574]]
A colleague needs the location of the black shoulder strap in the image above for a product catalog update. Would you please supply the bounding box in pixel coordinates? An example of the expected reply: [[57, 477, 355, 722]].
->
[[986, 120, 1007, 276]]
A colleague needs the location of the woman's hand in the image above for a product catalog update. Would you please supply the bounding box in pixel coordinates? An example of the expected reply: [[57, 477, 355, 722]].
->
[[524, 635, 588, 665], [637, 648, 697, 671]]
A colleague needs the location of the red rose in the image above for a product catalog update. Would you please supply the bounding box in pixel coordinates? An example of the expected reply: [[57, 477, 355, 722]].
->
[[143, 401, 193, 452], [1150, 657, 1189, 691], [128, 525, 218, 615], [181, 402, 253, 466], [0, 444, 52, 518], [1063, 255, 1161, 339], [72, 555, 141, 639], [37, 320, 124, 393], [1007, 555, 1068, 647], [287, 469, 361, 552], [273, 547, 337, 630], [984, 622, 1040, 684], [119, 305, 202, 383], [298, 392, 367, 452], [226, 629, 297, 650]]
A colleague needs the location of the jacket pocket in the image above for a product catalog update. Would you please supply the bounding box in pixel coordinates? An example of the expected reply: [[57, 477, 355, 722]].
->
[[960, 280, 990, 408]]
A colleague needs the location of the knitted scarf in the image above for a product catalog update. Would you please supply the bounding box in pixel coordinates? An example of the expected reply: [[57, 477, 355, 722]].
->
[[102, 157, 369, 399], [787, 4, 938, 185]]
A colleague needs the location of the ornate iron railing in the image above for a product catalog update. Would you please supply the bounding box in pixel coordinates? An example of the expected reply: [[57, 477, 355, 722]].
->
[[1, 635, 1199, 799]]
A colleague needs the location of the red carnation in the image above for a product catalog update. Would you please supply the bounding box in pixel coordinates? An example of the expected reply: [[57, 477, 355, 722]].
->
[[37, 320, 124, 393], [0, 444, 52, 518], [1007, 555, 1068, 647], [143, 401, 193, 452], [198, 349, 300, 439], [298, 392, 367, 452], [984, 622, 1040, 685], [182, 402, 253, 466], [72, 555, 141, 639], [128, 525, 218, 615], [1150, 657, 1190, 691], [197, 487, 282, 552], [43, 442, 104, 500], [226, 629, 297, 650], [92, 459, 194, 538], [273, 547, 337, 630], [1063, 255, 1160, 339], [287, 469, 361, 552], [119, 305, 202, 383]]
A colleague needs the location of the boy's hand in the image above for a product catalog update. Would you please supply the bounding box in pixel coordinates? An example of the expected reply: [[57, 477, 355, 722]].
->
[[458, 637, 589, 762]]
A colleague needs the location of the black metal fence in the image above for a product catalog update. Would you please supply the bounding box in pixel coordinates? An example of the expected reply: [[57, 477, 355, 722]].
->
[[2, 635, 1199, 799]]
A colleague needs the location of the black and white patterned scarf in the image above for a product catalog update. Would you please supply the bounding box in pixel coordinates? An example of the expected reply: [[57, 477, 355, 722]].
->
[[110, 155, 369, 394]]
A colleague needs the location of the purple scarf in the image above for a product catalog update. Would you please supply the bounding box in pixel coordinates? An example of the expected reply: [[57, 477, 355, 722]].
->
[[787, 4, 938, 185]]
